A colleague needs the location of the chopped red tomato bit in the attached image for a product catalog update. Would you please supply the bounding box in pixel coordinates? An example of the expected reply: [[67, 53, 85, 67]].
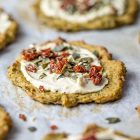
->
[[89, 65, 103, 85], [73, 65, 87, 73], [26, 64, 37, 73], [60, 52, 70, 57], [55, 58, 68, 74], [50, 58, 68, 74], [56, 52, 70, 61], [22, 48, 39, 61], [39, 85, 46, 92], [89, 65, 102, 77], [50, 125, 58, 130], [40, 48, 56, 58], [50, 60, 56, 73], [19, 114, 27, 121], [91, 73, 102, 85]]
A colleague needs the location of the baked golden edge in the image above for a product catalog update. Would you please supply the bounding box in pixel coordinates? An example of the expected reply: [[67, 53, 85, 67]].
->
[[0, 8, 18, 50], [0, 107, 12, 140], [33, 0, 139, 31], [43, 124, 140, 140], [7, 38, 126, 107]]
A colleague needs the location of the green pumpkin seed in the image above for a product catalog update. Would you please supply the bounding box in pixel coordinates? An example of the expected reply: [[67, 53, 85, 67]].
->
[[106, 117, 121, 124]]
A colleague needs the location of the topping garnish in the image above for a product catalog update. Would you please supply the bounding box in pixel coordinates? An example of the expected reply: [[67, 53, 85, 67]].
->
[[72, 52, 80, 60], [93, 50, 99, 58], [60, 0, 98, 14], [40, 48, 56, 58], [89, 65, 102, 85], [22, 48, 39, 61], [73, 65, 87, 73], [22, 43, 106, 92], [39, 73, 47, 79], [26, 64, 37, 73], [53, 45, 68, 52], [39, 85, 46, 92], [50, 58, 67, 74], [106, 117, 121, 124]]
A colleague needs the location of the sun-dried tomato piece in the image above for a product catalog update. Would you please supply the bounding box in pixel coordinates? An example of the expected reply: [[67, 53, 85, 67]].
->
[[55, 58, 68, 74], [56, 52, 70, 61], [39, 85, 46, 92], [73, 65, 87, 73], [50, 58, 68, 74], [61, 52, 70, 57], [26, 64, 37, 73], [89, 65, 103, 85], [50, 60, 56, 73], [40, 48, 55, 58], [22, 48, 39, 61], [89, 65, 102, 77], [91, 73, 102, 85], [61, 0, 76, 10]]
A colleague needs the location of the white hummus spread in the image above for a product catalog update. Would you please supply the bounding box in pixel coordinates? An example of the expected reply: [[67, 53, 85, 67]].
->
[[20, 42, 108, 94], [40, 0, 127, 23]]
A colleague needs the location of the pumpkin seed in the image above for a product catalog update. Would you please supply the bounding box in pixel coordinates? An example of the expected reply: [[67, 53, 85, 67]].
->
[[39, 73, 47, 79], [28, 127, 37, 132], [106, 117, 121, 124], [79, 57, 93, 63], [93, 50, 99, 57], [53, 45, 68, 52], [72, 53, 80, 60], [57, 74, 65, 79]]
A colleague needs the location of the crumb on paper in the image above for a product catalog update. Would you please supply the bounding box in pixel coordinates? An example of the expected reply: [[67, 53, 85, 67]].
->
[[135, 106, 140, 117], [32, 116, 37, 122], [28, 126, 37, 132], [50, 124, 58, 130], [138, 32, 140, 44], [19, 114, 27, 121]]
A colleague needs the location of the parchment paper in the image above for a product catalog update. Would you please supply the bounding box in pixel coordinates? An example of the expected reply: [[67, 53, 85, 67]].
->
[[0, 0, 140, 140]]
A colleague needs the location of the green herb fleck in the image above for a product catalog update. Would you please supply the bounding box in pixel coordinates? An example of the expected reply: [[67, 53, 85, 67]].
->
[[106, 117, 121, 124], [28, 127, 37, 132]]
